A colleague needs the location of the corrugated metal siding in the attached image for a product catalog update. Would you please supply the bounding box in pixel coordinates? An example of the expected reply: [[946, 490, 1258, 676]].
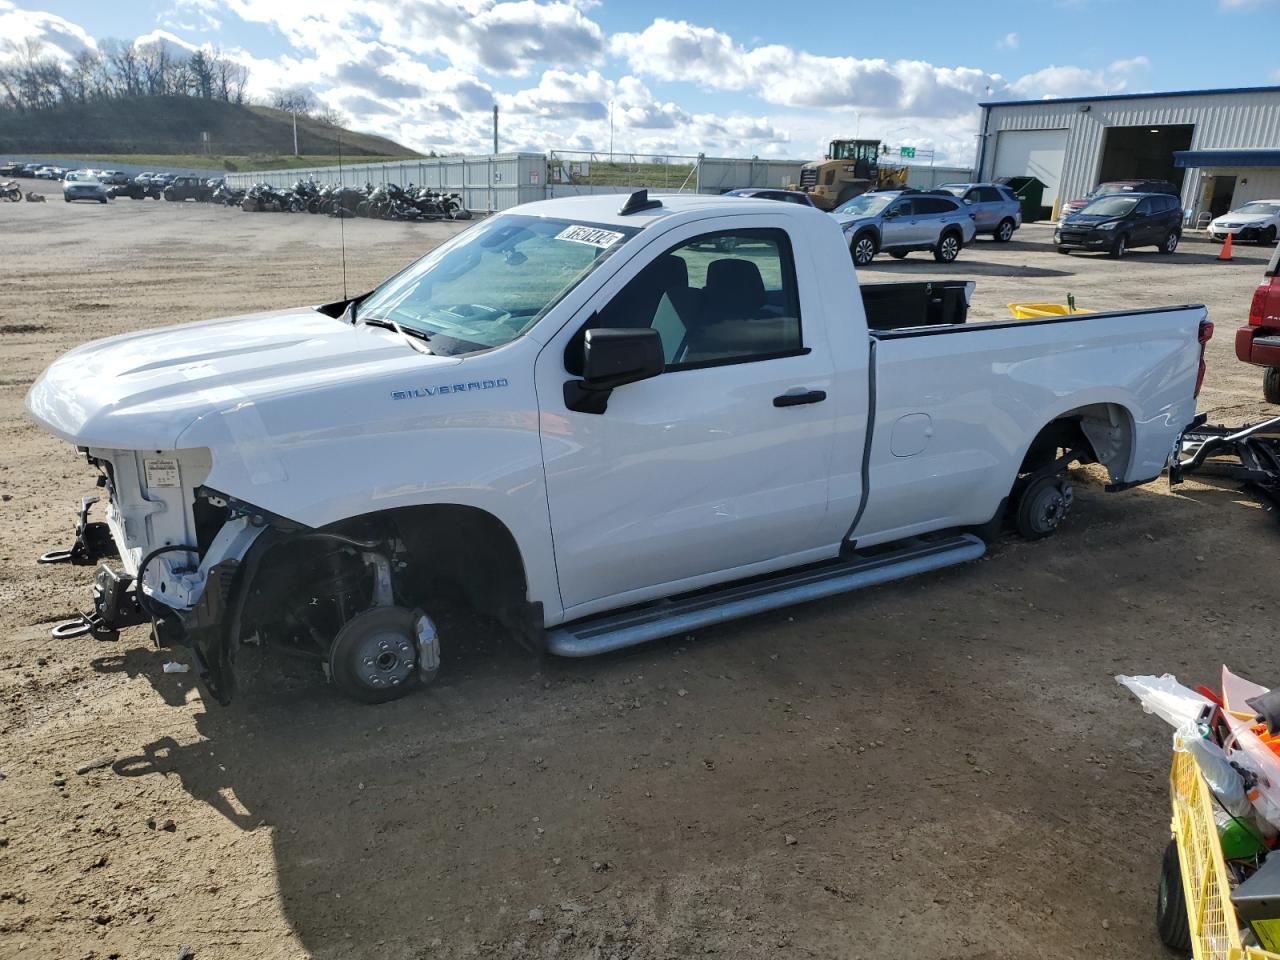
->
[[979, 89, 1280, 214], [224, 153, 546, 212]]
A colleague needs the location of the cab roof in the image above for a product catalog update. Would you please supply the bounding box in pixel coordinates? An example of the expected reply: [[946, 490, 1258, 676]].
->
[[508, 192, 829, 230]]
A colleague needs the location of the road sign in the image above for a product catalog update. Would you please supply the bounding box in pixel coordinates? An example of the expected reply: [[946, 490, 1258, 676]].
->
[[900, 146, 916, 159]]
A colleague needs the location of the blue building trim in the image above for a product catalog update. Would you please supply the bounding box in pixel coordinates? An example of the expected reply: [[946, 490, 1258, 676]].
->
[[1173, 150, 1280, 168], [979, 84, 1280, 109]]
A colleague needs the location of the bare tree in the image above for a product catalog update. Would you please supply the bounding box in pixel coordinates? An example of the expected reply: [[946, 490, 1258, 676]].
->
[[0, 35, 252, 113], [271, 87, 315, 116]]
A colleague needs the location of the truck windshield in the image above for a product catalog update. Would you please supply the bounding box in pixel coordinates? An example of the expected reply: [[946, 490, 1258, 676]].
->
[[836, 194, 892, 217], [1080, 196, 1138, 217], [357, 214, 638, 356]]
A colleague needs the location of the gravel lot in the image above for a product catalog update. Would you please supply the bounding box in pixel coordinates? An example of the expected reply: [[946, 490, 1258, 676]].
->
[[1, 199, 1277, 960]]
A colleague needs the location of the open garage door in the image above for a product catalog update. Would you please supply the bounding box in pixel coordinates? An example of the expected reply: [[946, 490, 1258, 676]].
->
[[993, 129, 1067, 206], [1098, 124, 1193, 188]]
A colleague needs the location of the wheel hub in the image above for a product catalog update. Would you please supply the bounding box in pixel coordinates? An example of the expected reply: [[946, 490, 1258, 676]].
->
[[1033, 482, 1073, 532], [354, 628, 416, 690]]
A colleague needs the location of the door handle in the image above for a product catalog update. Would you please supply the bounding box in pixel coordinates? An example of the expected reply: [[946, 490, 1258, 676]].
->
[[773, 389, 827, 407]]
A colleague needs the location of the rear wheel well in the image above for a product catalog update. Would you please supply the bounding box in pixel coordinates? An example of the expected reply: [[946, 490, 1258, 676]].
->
[[1018, 403, 1134, 483]]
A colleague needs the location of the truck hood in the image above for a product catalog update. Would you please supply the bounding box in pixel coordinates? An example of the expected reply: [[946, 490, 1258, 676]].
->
[[26, 307, 459, 450]]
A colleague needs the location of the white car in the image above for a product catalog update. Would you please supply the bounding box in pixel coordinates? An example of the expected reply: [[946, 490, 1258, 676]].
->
[[26, 193, 1211, 704], [63, 175, 110, 203], [1208, 200, 1280, 246]]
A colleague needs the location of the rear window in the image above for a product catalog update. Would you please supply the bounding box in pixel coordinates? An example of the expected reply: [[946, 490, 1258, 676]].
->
[[916, 197, 960, 214]]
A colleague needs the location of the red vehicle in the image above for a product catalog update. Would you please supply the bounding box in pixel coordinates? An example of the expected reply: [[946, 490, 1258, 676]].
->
[[1237, 244, 1280, 403]]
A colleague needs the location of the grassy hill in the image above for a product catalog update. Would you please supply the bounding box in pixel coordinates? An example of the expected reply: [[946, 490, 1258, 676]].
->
[[0, 96, 419, 161]]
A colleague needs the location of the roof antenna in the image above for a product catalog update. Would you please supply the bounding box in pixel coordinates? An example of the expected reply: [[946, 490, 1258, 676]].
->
[[337, 128, 348, 301], [619, 188, 661, 215]]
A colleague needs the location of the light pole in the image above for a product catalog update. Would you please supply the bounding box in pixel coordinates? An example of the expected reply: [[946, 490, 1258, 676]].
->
[[608, 99, 614, 163], [291, 106, 299, 157]]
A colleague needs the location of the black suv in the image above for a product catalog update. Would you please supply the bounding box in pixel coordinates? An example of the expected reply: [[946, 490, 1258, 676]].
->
[[163, 176, 213, 202], [1054, 192, 1182, 258]]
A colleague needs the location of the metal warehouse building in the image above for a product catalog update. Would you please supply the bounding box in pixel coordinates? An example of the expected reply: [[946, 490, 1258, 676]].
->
[[974, 85, 1280, 223]]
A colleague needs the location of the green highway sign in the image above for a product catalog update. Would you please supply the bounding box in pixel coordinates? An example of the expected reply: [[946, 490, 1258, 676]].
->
[[899, 146, 916, 159]]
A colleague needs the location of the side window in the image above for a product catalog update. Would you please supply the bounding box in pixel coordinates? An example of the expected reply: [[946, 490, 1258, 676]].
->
[[916, 197, 958, 216], [976, 186, 1002, 203], [1136, 198, 1155, 216], [886, 198, 914, 217], [573, 228, 803, 372]]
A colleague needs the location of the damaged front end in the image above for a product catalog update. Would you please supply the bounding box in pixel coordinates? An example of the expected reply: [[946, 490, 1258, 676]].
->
[[42, 449, 438, 706]]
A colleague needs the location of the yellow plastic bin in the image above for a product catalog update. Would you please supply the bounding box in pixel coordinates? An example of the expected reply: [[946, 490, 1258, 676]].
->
[[1007, 302, 1095, 319], [1167, 747, 1280, 959]]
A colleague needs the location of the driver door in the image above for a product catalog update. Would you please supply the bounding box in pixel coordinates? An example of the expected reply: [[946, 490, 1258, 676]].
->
[[534, 217, 840, 616]]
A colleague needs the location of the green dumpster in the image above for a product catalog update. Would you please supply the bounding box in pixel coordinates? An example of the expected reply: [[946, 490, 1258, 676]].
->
[[998, 176, 1047, 223]]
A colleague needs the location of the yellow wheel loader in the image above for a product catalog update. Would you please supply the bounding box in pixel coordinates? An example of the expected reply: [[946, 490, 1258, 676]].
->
[[788, 139, 909, 211]]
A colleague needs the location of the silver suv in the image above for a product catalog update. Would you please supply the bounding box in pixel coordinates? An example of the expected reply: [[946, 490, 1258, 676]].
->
[[937, 182, 1023, 241], [834, 189, 978, 265]]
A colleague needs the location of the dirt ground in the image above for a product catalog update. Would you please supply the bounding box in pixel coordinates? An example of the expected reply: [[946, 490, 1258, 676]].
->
[[1, 199, 1277, 960]]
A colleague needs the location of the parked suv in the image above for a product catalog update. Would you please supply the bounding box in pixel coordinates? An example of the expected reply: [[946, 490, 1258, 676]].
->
[[1236, 243, 1280, 403], [164, 176, 213, 202], [1055, 192, 1182, 257], [724, 188, 816, 206], [1060, 179, 1179, 221], [937, 182, 1022, 241], [834, 189, 977, 265]]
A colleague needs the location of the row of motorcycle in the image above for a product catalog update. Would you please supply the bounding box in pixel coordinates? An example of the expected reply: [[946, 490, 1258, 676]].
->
[[232, 179, 472, 221]]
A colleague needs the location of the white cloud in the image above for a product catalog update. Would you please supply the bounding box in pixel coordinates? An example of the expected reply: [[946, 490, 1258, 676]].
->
[[998, 32, 1018, 49], [610, 19, 999, 117], [1008, 56, 1148, 99], [0, 1, 96, 63], [160, 0, 223, 32]]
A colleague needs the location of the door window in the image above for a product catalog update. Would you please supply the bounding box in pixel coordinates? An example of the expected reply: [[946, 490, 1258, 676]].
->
[[974, 186, 1003, 203], [915, 197, 959, 216], [571, 228, 803, 372], [1136, 198, 1156, 216]]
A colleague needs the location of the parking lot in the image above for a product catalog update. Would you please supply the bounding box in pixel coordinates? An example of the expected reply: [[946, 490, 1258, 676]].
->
[[1, 199, 1277, 960]]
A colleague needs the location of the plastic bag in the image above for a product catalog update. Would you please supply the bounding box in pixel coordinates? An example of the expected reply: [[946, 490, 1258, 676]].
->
[[1116, 674, 1213, 728], [1222, 710, 1280, 834], [1185, 735, 1253, 817]]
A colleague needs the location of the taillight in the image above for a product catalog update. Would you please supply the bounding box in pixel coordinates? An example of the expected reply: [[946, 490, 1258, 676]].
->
[[1249, 282, 1270, 326], [1195, 319, 1214, 398]]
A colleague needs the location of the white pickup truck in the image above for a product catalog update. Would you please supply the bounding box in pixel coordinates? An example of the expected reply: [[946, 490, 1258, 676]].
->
[[27, 191, 1213, 704]]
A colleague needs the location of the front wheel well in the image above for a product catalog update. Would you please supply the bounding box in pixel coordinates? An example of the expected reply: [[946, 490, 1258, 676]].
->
[[386, 504, 531, 626]]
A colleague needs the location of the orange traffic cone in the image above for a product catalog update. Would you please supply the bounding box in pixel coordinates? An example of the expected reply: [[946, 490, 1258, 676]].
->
[[1219, 232, 1234, 261]]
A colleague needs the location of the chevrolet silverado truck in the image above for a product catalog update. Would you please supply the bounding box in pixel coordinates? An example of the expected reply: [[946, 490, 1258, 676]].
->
[[26, 191, 1214, 705]]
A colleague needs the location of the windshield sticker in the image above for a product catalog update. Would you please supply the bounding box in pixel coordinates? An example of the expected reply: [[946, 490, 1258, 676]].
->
[[555, 225, 625, 248]]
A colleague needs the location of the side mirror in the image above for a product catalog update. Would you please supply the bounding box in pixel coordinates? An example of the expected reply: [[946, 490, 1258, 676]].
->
[[565, 328, 665, 414], [883, 207, 899, 219]]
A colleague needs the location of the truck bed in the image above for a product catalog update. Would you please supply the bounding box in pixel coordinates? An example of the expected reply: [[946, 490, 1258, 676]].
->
[[861, 280, 974, 330], [850, 301, 1208, 547]]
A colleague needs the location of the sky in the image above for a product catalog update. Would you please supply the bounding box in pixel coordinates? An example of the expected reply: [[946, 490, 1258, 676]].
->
[[3, 0, 1279, 165]]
